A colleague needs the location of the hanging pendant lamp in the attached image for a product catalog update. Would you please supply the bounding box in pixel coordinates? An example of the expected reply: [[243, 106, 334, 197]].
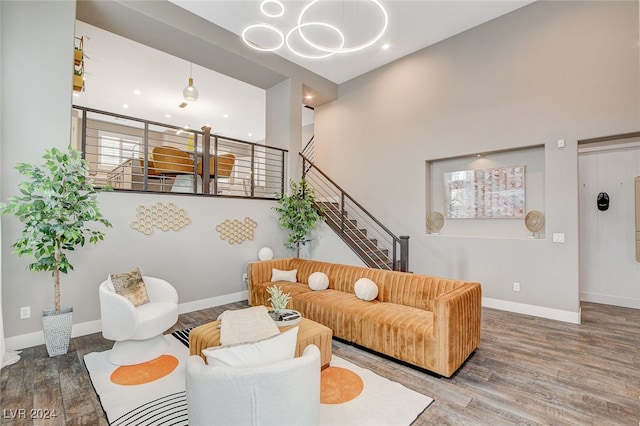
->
[[183, 63, 199, 102]]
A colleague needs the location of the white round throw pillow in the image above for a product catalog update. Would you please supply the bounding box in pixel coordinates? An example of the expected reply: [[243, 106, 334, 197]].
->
[[308, 272, 329, 291], [354, 278, 378, 301]]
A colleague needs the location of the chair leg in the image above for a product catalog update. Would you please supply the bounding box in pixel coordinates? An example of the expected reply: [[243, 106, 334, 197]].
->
[[108, 334, 169, 366]]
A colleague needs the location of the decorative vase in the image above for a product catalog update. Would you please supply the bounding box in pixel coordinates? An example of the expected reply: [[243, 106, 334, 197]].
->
[[42, 307, 73, 357]]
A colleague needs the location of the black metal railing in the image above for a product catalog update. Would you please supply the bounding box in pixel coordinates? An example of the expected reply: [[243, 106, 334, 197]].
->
[[73, 106, 287, 199], [301, 153, 409, 271], [302, 135, 314, 164]]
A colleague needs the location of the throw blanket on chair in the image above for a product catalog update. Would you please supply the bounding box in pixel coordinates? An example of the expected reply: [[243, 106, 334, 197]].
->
[[219, 305, 279, 345]]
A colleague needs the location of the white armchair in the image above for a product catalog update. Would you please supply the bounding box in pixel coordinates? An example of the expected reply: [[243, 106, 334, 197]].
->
[[186, 344, 321, 426], [99, 276, 178, 366]]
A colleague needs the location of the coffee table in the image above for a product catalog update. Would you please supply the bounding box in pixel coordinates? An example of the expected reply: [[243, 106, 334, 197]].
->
[[189, 316, 333, 369]]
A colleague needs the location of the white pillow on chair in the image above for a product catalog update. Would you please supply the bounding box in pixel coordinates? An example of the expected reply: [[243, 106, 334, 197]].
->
[[203, 327, 299, 367]]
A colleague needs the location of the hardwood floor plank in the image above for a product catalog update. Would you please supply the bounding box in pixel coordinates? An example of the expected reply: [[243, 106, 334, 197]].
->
[[2, 301, 639, 425]]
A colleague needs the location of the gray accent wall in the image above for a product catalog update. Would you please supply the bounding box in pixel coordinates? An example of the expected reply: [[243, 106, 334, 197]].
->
[[315, 1, 640, 320]]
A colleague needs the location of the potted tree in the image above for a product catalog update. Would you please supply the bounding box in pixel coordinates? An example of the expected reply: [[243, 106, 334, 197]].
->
[[273, 179, 324, 257], [1, 146, 112, 356]]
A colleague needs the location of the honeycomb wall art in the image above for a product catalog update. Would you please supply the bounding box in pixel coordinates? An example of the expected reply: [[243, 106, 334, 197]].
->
[[130, 202, 191, 235], [216, 217, 257, 245]]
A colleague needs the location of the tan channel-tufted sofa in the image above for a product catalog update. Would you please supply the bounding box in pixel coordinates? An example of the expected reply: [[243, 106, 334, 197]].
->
[[248, 258, 482, 377]]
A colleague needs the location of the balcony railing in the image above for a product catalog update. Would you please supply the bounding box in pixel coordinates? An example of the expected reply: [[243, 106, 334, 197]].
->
[[73, 106, 287, 199]]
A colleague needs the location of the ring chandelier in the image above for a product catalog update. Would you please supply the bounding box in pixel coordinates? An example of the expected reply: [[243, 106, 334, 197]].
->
[[242, 0, 388, 59]]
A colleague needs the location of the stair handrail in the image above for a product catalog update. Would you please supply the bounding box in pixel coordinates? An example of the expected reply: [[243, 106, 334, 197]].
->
[[300, 153, 409, 271]]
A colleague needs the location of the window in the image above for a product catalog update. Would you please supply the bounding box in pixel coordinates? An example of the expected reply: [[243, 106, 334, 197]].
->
[[98, 131, 140, 168]]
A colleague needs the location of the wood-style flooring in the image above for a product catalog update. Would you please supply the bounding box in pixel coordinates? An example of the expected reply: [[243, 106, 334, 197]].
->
[[1, 301, 639, 425]]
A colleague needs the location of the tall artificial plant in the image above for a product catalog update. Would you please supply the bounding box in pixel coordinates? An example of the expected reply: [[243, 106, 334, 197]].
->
[[273, 179, 324, 257], [1, 146, 112, 314]]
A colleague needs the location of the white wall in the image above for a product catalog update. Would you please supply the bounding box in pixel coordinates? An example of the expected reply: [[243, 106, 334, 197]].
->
[[0, 1, 363, 348], [315, 0, 640, 322], [1, 0, 77, 339], [579, 139, 640, 308]]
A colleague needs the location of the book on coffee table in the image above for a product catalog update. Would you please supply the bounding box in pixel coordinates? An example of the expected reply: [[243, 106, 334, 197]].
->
[[268, 309, 301, 325]]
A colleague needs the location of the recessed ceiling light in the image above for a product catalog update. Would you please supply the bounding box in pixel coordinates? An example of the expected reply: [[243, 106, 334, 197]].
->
[[165, 114, 172, 118], [122, 104, 129, 109], [248, 133, 253, 137], [382, 43, 390, 50], [305, 95, 313, 100], [133, 89, 142, 95], [223, 114, 229, 119]]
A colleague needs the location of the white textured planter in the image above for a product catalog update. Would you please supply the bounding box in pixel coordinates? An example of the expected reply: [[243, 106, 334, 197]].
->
[[42, 307, 73, 357]]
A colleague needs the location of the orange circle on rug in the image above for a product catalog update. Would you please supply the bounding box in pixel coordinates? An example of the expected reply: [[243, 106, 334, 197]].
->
[[110, 355, 179, 386], [321, 366, 364, 404]]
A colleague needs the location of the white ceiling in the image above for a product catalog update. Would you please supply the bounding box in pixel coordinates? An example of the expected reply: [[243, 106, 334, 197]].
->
[[170, 0, 535, 85], [74, 1, 534, 142]]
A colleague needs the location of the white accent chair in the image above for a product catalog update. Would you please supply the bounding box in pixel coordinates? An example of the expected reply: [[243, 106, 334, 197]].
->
[[99, 276, 178, 366], [186, 345, 321, 426]]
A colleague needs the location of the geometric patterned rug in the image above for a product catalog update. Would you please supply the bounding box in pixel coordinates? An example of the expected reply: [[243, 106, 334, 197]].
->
[[84, 329, 433, 425]]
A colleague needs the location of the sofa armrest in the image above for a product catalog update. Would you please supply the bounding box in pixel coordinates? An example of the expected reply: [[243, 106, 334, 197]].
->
[[433, 282, 482, 377], [247, 258, 294, 305]]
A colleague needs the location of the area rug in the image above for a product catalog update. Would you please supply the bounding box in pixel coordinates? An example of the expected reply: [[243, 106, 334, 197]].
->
[[84, 332, 433, 426]]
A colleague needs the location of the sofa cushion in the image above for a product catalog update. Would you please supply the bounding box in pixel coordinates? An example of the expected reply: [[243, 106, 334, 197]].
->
[[293, 289, 378, 341], [354, 303, 436, 370], [308, 272, 329, 291], [354, 278, 378, 301], [271, 268, 297, 282]]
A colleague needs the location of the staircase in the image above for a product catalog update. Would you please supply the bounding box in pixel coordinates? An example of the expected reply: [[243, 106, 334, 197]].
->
[[301, 153, 409, 271]]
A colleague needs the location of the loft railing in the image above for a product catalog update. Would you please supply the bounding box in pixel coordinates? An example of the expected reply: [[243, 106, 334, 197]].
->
[[73, 106, 287, 199], [301, 153, 409, 271]]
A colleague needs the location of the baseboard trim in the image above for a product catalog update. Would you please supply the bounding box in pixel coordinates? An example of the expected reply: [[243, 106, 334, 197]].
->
[[5, 291, 249, 351], [483, 297, 581, 324], [580, 292, 640, 309], [177, 291, 248, 314]]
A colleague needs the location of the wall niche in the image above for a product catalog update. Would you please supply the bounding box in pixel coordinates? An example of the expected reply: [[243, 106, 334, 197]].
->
[[425, 146, 545, 239]]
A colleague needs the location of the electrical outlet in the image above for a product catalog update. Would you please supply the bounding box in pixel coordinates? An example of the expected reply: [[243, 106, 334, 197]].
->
[[513, 282, 521, 292], [242, 273, 248, 282], [552, 233, 565, 243], [20, 306, 31, 319]]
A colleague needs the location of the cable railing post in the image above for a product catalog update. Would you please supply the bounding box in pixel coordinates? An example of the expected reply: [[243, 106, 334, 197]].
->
[[192, 132, 199, 194], [213, 136, 219, 196], [202, 126, 211, 195], [80, 108, 87, 159], [281, 150, 286, 194], [142, 122, 149, 191], [399, 236, 410, 272], [250, 145, 256, 197], [340, 192, 346, 234]]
